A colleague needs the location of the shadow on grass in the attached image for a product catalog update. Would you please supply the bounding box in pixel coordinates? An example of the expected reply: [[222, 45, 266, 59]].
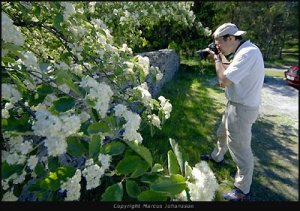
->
[[251, 116, 298, 201]]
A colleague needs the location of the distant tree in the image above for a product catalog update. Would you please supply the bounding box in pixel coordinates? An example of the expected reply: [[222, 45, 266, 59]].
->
[[209, 1, 299, 60]]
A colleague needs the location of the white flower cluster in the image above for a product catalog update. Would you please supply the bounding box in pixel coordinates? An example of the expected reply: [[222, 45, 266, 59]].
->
[[61, 169, 82, 201], [32, 108, 81, 156], [2, 102, 14, 119], [187, 161, 219, 201], [27, 155, 39, 170], [1, 135, 31, 191], [82, 155, 111, 190], [2, 86, 18, 113], [1, 83, 22, 103], [23, 51, 40, 72], [1, 136, 32, 165], [17, 51, 43, 83], [119, 43, 133, 54], [80, 76, 114, 118], [98, 153, 112, 170], [1, 189, 18, 201], [1, 12, 25, 46], [134, 82, 153, 109], [136, 55, 150, 77], [58, 84, 70, 94], [158, 96, 172, 119], [147, 114, 161, 129], [61, 2, 76, 21], [114, 104, 143, 143]]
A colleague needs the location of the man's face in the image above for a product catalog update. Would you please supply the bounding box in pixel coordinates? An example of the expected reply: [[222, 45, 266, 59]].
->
[[214, 36, 234, 56]]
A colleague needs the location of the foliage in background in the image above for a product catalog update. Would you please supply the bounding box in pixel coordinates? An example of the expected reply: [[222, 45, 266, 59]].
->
[[94, 1, 211, 54], [205, 1, 299, 60]]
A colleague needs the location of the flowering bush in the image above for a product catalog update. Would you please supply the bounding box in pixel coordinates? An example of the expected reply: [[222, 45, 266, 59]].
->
[[93, 2, 211, 52], [1, 2, 218, 201]]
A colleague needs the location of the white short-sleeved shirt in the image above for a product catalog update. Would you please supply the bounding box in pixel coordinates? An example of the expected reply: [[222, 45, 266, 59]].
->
[[224, 40, 265, 108]]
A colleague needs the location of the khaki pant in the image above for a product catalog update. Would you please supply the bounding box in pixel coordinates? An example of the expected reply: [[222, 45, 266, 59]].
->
[[211, 101, 259, 194]]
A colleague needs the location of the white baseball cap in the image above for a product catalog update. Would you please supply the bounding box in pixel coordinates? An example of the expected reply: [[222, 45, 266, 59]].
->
[[213, 23, 246, 39]]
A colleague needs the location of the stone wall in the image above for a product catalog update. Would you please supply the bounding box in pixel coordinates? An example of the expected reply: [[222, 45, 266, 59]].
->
[[138, 49, 180, 97]]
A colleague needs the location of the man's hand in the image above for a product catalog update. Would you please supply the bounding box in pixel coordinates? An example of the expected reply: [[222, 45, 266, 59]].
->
[[205, 48, 217, 62]]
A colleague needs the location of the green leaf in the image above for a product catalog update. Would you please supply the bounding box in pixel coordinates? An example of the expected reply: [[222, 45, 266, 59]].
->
[[130, 161, 149, 178], [124, 140, 153, 167], [101, 141, 125, 156], [169, 138, 184, 174], [10, 73, 28, 94], [54, 13, 63, 31], [37, 84, 54, 95], [48, 156, 59, 172], [150, 174, 186, 197], [101, 182, 123, 201], [167, 150, 180, 175], [56, 70, 85, 96], [66, 136, 88, 157], [90, 108, 99, 122], [126, 179, 141, 198], [137, 190, 168, 201], [33, 4, 41, 16], [51, 97, 75, 112], [1, 162, 23, 179], [89, 134, 102, 160], [34, 163, 47, 177], [87, 121, 109, 135], [184, 161, 193, 179], [2, 119, 8, 126], [39, 166, 76, 191], [140, 174, 160, 184], [151, 163, 164, 173], [115, 155, 149, 178]]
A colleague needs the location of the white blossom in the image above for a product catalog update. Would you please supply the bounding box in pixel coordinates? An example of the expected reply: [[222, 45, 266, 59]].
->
[[61, 169, 82, 201], [79, 111, 90, 123], [114, 104, 127, 117], [158, 96, 172, 119], [80, 76, 113, 118], [58, 84, 70, 94], [187, 161, 219, 201], [134, 82, 153, 109], [82, 160, 105, 190], [27, 155, 38, 170], [114, 104, 142, 143], [136, 55, 150, 76], [147, 114, 161, 129], [1, 189, 18, 201], [1, 12, 25, 46], [1, 84, 22, 103], [98, 153, 112, 170], [61, 2, 76, 21]]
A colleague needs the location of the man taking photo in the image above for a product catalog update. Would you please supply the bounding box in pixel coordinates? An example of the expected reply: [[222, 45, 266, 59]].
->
[[201, 23, 265, 201]]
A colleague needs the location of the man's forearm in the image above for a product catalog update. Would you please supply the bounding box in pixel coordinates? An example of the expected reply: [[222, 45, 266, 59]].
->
[[214, 57, 231, 87]]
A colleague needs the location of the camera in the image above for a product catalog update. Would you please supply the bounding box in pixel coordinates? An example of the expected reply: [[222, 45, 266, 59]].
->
[[196, 42, 219, 60]]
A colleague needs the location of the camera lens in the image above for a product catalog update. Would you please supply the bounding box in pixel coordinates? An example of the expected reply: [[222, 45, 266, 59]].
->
[[199, 50, 209, 60]]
